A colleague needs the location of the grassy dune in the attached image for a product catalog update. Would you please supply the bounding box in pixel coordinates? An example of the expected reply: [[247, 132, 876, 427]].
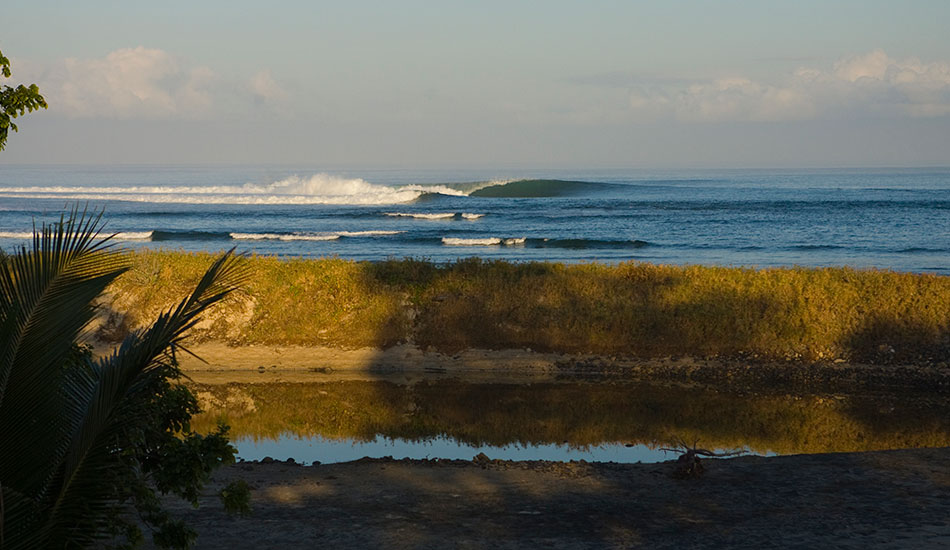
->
[[103, 251, 950, 363]]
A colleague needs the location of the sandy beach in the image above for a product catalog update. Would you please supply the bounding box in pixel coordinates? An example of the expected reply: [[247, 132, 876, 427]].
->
[[153, 447, 950, 549]]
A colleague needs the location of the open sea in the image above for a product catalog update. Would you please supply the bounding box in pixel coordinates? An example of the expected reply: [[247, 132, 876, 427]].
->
[[0, 165, 948, 274]]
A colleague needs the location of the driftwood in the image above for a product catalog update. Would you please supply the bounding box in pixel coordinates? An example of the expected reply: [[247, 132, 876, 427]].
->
[[660, 438, 746, 479]]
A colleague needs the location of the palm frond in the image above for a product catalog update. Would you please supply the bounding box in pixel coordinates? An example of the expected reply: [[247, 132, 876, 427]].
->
[[43, 250, 247, 547], [0, 207, 127, 503]]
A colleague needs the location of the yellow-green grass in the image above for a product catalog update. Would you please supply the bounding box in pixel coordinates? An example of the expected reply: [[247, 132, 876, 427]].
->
[[189, 381, 950, 455], [105, 250, 950, 363]]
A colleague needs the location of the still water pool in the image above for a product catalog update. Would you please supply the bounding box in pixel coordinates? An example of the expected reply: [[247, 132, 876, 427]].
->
[[190, 378, 950, 464]]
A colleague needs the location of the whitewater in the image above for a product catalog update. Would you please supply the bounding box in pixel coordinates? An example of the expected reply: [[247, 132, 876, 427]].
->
[[0, 165, 947, 274]]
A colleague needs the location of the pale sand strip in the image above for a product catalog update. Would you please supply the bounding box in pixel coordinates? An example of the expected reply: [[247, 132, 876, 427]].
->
[[130, 342, 950, 392]]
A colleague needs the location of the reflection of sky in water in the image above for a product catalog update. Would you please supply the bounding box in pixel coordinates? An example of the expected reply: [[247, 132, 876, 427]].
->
[[234, 435, 764, 465]]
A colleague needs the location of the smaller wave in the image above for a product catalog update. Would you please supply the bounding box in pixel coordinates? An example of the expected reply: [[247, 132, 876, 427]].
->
[[789, 244, 843, 251], [385, 212, 486, 220], [151, 230, 232, 241], [230, 233, 340, 242], [529, 238, 650, 250], [334, 230, 405, 237], [0, 230, 153, 241], [894, 246, 950, 254], [441, 237, 524, 246], [111, 231, 154, 240], [442, 237, 501, 246], [0, 231, 34, 239], [386, 212, 457, 220]]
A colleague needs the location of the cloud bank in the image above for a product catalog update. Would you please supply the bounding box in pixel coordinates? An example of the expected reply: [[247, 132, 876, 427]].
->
[[30, 47, 287, 118], [627, 50, 950, 122]]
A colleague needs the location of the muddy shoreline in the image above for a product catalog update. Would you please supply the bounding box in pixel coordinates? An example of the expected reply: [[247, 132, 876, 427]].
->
[[167, 342, 950, 396]]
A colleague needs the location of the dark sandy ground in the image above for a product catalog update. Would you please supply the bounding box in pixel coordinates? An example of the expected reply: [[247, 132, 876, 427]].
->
[[150, 447, 950, 549]]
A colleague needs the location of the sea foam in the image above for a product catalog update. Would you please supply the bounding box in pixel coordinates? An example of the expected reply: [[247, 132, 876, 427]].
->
[[0, 230, 153, 241], [386, 212, 457, 220], [385, 212, 486, 220], [0, 174, 469, 205], [230, 233, 340, 241], [441, 237, 525, 246]]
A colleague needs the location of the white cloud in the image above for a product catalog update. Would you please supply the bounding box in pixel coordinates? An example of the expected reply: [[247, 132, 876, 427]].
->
[[33, 47, 215, 118], [26, 47, 289, 119], [248, 70, 287, 103], [627, 49, 950, 122]]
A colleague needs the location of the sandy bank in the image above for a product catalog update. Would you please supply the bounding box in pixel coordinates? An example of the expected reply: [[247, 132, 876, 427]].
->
[[153, 447, 950, 549], [165, 343, 950, 394]]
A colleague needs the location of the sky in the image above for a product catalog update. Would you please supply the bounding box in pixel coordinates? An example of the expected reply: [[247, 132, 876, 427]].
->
[[2, 0, 950, 168]]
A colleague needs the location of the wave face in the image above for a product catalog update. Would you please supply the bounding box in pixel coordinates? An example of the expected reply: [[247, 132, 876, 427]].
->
[[527, 238, 650, 250], [468, 179, 612, 198]]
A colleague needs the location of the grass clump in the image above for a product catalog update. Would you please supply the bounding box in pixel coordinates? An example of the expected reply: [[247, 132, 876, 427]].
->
[[104, 251, 950, 363]]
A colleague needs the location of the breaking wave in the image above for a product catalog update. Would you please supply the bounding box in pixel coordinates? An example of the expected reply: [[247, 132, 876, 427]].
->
[[442, 237, 526, 246], [230, 230, 403, 241], [385, 212, 486, 220], [0, 230, 153, 241], [0, 174, 468, 205], [0, 176, 611, 205]]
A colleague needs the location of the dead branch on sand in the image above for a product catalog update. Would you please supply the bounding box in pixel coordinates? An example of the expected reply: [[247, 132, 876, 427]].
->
[[660, 438, 746, 479]]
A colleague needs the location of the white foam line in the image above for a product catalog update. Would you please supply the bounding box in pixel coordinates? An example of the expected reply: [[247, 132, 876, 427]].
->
[[0, 231, 34, 239], [335, 230, 405, 236], [442, 237, 526, 246], [442, 237, 501, 246], [0, 230, 154, 241], [230, 233, 340, 241], [112, 231, 153, 240], [385, 212, 457, 220]]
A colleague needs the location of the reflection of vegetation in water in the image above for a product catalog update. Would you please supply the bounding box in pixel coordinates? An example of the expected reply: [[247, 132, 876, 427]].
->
[[189, 381, 950, 455]]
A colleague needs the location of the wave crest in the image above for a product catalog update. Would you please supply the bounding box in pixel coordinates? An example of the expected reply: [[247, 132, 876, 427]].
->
[[0, 174, 469, 206]]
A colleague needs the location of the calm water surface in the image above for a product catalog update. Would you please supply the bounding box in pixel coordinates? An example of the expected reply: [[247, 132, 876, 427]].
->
[[191, 379, 950, 464]]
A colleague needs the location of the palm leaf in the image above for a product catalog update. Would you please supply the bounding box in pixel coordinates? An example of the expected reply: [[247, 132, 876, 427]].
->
[[0, 206, 247, 548], [0, 207, 127, 503], [44, 250, 247, 547]]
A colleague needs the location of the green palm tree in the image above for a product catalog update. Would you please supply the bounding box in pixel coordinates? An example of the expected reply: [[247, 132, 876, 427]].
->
[[0, 208, 247, 549]]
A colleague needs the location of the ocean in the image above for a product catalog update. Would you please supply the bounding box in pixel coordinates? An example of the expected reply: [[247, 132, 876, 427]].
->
[[0, 165, 947, 274]]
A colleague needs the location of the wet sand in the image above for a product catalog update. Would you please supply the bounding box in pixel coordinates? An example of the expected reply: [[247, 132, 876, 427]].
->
[[156, 447, 950, 549]]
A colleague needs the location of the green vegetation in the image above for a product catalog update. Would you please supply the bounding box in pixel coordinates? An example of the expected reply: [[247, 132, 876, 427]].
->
[[106, 251, 950, 364], [0, 49, 47, 151], [0, 213, 247, 549], [219, 480, 252, 517], [190, 380, 950, 456]]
